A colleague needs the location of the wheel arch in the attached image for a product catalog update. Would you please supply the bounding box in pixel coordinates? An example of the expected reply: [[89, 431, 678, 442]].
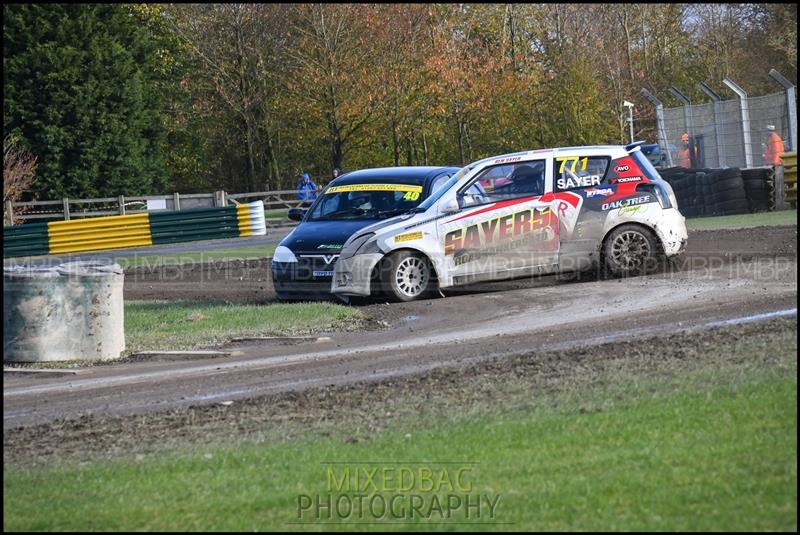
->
[[599, 221, 665, 260], [369, 246, 442, 296]]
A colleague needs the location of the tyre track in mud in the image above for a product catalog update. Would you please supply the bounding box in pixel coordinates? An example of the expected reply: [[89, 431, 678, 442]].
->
[[3, 226, 797, 429]]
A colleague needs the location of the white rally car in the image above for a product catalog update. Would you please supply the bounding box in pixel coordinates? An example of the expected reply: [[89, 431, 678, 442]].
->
[[332, 143, 687, 302]]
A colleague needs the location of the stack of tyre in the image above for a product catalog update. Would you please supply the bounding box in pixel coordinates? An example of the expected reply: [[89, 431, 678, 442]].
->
[[659, 167, 751, 217], [740, 168, 772, 213]]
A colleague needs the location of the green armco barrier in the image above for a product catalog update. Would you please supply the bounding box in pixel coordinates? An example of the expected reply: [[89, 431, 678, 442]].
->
[[148, 206, 237, 222], [2, 201, 266, 258], [3, 222, 51, 257], [149, 205, 244, 245], [151, 229, 242, 245]]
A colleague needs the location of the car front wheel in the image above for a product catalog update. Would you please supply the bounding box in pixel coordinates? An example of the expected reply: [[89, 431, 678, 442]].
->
[[381, 250, 434, 302]]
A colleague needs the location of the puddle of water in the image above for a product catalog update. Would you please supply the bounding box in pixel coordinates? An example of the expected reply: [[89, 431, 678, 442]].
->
[[704, 308, 797, 328]]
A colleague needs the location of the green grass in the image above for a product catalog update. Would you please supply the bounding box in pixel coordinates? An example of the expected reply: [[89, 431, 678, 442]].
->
[[4, 331, 796, 531], [265, 208, 289, 219], [687, 209, 797, 231], [3, 244, 277, 267], [124, 300, 367, 352], [114, 245, 276, 269]]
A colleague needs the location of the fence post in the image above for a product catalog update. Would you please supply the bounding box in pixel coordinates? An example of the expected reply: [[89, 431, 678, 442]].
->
[[774, 163, 785, 211], [669, 86, 694, 139], [173, 192, 181, 211], [5, 201, 14, 226], [697, 82, 726, 168], [723, 78, 753, 169], [640, 88, 673, 167], [119, 195, 126, 215], [669, 86, 698, 166], [63, 198, 71, 221], [768, 69, 797, 152]]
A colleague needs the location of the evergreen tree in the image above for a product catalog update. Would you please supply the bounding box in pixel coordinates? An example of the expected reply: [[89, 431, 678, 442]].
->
[[3, 4, 168, 198]]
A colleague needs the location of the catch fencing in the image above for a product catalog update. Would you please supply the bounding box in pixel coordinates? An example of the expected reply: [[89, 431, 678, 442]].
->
[[641, 70, 797, 171], [4, 189, 317, 226]]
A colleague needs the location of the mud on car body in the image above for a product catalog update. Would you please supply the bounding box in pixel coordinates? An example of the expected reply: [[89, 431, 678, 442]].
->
[[272, 166, 460, 300], [332, 143, 688, 302]]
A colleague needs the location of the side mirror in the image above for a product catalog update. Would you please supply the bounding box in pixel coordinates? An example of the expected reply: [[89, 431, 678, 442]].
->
[[440, 198, 460, 214], [288, 208, 306, 222]]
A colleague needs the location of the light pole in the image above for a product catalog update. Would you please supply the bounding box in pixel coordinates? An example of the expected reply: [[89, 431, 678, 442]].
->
[[623, 100, 635, 143]]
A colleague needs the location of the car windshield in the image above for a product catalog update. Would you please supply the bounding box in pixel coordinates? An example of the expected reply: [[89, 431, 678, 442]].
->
[[307, 183, 425, 221]]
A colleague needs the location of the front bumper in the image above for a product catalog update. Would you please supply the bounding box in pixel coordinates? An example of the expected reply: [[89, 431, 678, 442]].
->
[[331, 253, 384, 297], [272, 261, 336, 300]]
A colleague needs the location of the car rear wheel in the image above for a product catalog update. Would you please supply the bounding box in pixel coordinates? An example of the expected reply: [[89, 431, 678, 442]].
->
[[381, 250, 434, 302], [602, 225, 659, 278]]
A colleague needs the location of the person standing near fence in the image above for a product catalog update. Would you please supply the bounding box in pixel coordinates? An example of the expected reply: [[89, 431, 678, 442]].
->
[[296, 172, 318, 207], [763, 125, 785, 166], [676, 133, 697, 169]]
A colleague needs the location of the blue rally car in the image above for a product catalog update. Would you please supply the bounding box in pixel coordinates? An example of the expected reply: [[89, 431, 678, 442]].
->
[[272, 166, 460, 300]]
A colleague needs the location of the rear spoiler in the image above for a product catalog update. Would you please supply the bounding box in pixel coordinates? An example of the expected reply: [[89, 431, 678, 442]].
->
[[625, 141, 647, 152]]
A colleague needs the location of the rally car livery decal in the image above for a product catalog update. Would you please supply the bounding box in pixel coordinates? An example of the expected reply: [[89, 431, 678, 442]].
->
[[326, 183, 423, 193], [395, 231, 423, 243], [325, 183, 424, 201], [446, 195, 540, 224], [443, 205, 556, 256]]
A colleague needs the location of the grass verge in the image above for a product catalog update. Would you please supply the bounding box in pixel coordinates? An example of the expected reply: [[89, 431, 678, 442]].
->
[[124, 299, 368, 352], [3, 319, 796, 531], [686, 209, 797, 231]]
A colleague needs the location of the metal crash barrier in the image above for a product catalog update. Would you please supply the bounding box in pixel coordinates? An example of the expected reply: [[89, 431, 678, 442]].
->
[[3, 201, 266, 258]]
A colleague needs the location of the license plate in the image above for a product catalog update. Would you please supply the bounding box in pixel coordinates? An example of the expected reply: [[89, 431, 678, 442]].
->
[[313, 270, 333, 278]]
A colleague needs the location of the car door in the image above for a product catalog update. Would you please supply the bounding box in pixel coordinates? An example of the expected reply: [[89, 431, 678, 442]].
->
[[549, 154, 615, 271], [436, 159, 559, 286]]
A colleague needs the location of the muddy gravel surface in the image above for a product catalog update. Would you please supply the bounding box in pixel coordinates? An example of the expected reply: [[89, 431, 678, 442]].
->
[[3, 225, 797, 453], [122, 225, 797, 303], [4, 317, 796, 465]]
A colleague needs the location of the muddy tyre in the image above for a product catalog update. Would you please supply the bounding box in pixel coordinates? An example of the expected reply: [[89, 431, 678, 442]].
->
[[602, 225, 659, 278], [380, 250, 434, 302]]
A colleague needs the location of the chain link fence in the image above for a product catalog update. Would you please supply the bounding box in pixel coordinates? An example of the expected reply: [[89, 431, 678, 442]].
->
[[660, 89, 793, 170]]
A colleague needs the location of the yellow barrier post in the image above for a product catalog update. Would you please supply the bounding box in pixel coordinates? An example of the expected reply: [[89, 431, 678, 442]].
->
[[780, 151, 797, 209]]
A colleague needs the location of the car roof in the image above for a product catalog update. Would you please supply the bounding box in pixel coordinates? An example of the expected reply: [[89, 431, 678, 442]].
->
[[470, 145, 632, 168], [332, 166, 460, 186]]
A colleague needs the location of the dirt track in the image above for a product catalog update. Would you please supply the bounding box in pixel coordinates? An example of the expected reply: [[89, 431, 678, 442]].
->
[[3, 226, 797, 437], [122, 225, 797, 303]]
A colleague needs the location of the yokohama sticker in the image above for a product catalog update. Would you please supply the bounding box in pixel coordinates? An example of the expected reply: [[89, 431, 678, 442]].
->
[[614, 176, 643, 183]]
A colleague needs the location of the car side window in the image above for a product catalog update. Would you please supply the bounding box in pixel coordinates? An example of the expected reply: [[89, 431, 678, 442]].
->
[[553, 156, 610, 192], [458, 161, 545, 208], [429, 174, 452, 196]]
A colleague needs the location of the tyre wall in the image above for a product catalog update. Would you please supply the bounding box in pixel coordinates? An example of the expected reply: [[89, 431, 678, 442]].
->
[[659, 166, 774, 218]]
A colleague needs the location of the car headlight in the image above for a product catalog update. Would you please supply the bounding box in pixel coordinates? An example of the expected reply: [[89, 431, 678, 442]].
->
[[357, 238, 381, 255], [341, 233, 376, 259], [272, 245, 298, 263]]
